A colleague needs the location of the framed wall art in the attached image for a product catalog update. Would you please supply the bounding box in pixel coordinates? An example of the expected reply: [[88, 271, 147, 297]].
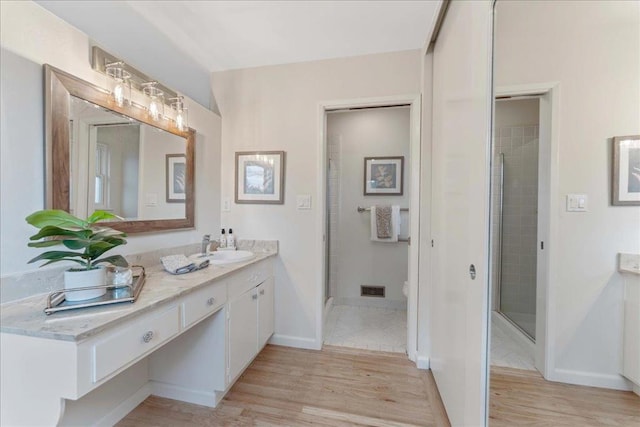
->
[[235, 151, 285, 204], [166, 154, 186, 203], [364, 156, 404, 196], [612, 135, 640, 206]]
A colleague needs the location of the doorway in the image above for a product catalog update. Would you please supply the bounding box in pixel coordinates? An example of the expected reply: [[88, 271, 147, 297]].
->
[[323, 105, 410, 353], [316, 95, 421, 361], [490, 97, 540, 370]]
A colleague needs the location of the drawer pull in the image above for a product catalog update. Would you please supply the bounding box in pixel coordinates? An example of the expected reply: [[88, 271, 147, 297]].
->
[[142, 331, 154, 343], [206, 297, 215, 306], [259, 289, 265, 295]]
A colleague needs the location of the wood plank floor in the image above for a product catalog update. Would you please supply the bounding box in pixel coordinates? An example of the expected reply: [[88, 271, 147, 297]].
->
[[489, 367, 640, 427], [118, 346, 640, 426], [118, 345, 450, 426]]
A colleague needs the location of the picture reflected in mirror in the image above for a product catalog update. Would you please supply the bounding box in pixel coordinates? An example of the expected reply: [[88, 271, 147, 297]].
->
[[69, 96, 187, 221]]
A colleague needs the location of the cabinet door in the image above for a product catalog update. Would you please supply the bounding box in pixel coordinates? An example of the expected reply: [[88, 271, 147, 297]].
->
[[228, 288, 258, 382], [257, 277, 275, 349]]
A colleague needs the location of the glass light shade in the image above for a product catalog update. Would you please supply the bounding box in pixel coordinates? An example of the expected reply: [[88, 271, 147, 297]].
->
[[113, 81, 126, 107], [175, 111, 185, 131], [170, 96, 188, 131], [142, 82, 164, 121], [148, 97, 162, 121], [105, 62, 131, 107]]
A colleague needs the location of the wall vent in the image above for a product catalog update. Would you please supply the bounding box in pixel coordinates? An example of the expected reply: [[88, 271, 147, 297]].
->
[[361, 286, 385, 298]]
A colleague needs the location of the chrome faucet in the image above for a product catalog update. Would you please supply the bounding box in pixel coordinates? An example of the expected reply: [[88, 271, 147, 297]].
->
[[201, 234, 211, 255]]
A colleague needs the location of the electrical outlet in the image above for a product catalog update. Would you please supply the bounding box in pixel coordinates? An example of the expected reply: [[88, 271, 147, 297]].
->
[[222, 197, 231, 212]]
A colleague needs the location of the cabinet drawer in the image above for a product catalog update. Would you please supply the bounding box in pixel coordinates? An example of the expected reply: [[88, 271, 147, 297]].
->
[[93, 305, 179, 383], [228, 260, 272, 298], [181, 282, 227, 328]]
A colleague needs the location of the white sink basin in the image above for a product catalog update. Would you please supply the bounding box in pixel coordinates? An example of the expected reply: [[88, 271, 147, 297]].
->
[[191, 250, 255, 265]]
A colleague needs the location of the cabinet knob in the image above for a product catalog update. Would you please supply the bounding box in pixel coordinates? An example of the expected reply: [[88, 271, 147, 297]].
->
[[252, 294, 258, 300], [207, 297, 215, 306], [142, 331, 154, 343], [259, 289, 265, 295]]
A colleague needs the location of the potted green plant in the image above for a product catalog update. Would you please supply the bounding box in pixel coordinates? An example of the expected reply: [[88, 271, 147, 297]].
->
[[26, 209, 128, 301]]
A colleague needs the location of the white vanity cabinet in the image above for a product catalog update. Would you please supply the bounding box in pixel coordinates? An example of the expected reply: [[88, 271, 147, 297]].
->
[[258, 277, 275, 349], [0, 251, 277, 426], [227, 263, 275, 384], [228, 285, 260, 382]]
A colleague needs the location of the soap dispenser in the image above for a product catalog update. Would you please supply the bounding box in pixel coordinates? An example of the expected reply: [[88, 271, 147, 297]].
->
[[227, 228, 235, 249], [219, 228, 227, 248]]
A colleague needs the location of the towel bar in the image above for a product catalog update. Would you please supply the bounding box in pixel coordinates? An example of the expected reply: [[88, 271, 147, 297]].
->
[[357, 206, 409, 213]]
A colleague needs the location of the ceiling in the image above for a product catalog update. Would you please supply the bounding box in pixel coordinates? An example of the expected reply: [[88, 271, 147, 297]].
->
[[125, 1, 440, 72], [37, 1, 440, 108]]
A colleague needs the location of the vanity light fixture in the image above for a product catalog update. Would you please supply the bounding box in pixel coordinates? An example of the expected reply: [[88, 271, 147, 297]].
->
[[169, 96, 188, 131], [142, 81, 164, 121], [105, 61, 131, 107]]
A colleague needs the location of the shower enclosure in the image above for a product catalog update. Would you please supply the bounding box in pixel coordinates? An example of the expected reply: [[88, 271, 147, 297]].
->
[[493, 105, 539, 341]]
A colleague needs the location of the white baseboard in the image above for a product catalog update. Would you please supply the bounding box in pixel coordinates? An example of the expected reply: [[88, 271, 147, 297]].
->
[[94, 383, 151, 427], [416, 355, 430, 370], [552, 368, 633, 391], [269, 334, 320, 350], [150, 381, 222, 408]]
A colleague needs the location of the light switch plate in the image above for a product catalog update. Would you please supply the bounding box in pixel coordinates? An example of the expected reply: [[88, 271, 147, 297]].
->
[[297, 194, 311, 210], [566, 194, 587, 212], [222, 197, 231, 212]]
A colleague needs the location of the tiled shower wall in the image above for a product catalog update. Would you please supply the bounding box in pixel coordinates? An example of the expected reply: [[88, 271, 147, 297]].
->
[[491, 125, 539, 325]]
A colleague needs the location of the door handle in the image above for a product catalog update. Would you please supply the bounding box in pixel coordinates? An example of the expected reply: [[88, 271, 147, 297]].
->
[[469, 264, 476, 280]]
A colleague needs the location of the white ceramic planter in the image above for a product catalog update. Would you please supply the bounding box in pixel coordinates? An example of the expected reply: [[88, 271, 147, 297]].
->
[[64, 267, 107, 301]]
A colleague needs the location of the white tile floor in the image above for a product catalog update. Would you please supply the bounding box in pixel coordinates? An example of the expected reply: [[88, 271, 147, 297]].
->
[[323, 304, 407, 353], [490, 312, 536, 370]]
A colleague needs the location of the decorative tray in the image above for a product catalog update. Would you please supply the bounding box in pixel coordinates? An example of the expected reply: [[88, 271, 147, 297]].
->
[[44, 266, 146, 315]]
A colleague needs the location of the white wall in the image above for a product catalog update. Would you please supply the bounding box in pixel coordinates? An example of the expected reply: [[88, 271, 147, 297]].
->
[[212, 50, 421, 347], [0, 1, 221, 279], [138, 126, 187, 220], [327, 107, 410, 305], [495, 0, 640, 388]]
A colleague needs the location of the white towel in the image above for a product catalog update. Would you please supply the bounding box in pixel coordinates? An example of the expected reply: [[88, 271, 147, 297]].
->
[[160, 254, 209, 275], [370, 205, 401, 242]]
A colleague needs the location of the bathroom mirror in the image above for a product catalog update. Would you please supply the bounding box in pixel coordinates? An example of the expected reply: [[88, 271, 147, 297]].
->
[[45, 64, 195, 233]]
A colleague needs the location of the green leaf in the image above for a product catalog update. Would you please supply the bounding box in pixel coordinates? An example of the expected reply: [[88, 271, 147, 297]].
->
[[86, 210, 123, 224], [39, 258, 88, 268], [26, 210, 87, 229], [85, 242, 118, 260], [92, 255, 129, 268], [27, 250, 86, 264], [28, 225, 90, 242], [92, 228, 127, 239], [62, 239, 92, 250], [28, 240, 64, 248]]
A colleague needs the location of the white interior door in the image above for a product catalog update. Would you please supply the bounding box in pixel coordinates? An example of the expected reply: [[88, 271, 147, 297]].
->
[[429, 1, 493, 426]]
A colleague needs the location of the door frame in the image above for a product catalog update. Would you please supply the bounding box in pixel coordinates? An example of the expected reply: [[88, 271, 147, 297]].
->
[[493, 82, 560, 379], [315, 94, 422, 361]]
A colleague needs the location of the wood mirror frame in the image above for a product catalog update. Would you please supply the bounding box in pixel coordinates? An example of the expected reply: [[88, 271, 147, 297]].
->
[[44, 64, 195, 234]]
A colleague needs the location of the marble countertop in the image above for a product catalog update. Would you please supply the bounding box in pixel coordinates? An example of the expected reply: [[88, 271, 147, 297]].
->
[[0, 247, 277, 342], [619, 253, 640, 276]]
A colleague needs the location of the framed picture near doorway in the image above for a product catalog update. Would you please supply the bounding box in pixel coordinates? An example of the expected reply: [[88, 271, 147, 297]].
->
[[166, 154, 186, 203], [612, 135, 640, 206], [364, 156, 404, 195], [235, 151, 285, 204]]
